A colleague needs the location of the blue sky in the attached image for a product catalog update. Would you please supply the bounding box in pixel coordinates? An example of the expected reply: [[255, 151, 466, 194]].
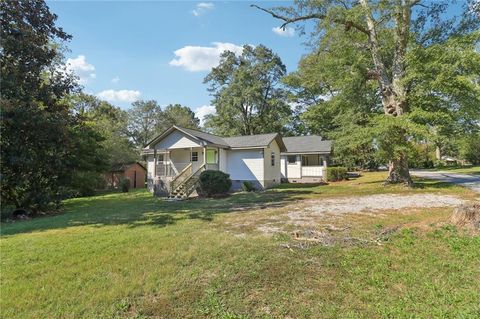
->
[[48, 1, 312, 122]]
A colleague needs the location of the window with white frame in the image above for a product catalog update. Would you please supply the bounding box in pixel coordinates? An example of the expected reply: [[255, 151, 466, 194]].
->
[[287, 155, 296, 164], [191, 151, 198, 162]]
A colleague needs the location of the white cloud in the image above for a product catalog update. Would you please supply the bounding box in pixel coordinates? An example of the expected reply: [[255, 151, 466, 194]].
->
[[66, 55, 96, 84], [111, 76, 120, 83], [192, 2, 214, 16], [169, 42, 244, 72], [272, 26, 295, 37], [195, 105, 216, 125], [97, 89, 141, 103]]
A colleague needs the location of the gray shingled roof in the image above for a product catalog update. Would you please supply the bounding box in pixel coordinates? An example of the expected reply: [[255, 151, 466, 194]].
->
[[223, 133, 279, 148], [178, 126, 229, 147], [282, 136, 332, 154]]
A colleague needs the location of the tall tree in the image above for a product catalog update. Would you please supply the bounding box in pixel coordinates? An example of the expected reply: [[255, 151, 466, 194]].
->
[[69, 93, 138, 166], [1, 0, 77, 211], [204, 44, 292, 136], [255, 0, 480, 185], [162, 104, 200, 129], [126, 100, 163, 148]]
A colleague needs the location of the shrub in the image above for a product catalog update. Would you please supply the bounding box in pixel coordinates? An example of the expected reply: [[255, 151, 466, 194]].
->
[[120, 177, 130, 193], [198, 170, 232, 197], [242, 181, 256, 192], [327, 167, 348, 182]]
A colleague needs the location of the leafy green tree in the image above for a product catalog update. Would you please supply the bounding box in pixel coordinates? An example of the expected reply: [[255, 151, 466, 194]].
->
[[256, 0, 480, 185], [204, 44, 292, 136], [162, 104, 200, 129], [126, 100, 163, 148], [459, 133, 480, 165], [69, 93, 138, 166], [1, 1, 109, 211], [126, 100, 200, 147]]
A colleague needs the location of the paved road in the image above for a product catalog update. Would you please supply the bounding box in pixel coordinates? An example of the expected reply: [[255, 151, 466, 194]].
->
[[411, 170, 480, 193]]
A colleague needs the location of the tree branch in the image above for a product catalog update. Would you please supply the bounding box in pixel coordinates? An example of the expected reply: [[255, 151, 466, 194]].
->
[[250, 4, 370, 36]]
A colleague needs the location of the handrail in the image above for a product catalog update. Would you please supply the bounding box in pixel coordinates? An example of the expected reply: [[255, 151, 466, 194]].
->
[[171, 163, 206, 195], [170, 163, 193, 192]]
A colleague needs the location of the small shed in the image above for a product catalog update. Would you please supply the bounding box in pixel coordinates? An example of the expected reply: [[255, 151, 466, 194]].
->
[[107, 162, 146, 189]]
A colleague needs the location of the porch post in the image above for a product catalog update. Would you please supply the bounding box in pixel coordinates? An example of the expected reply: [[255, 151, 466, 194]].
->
[[166, 150, 170, 176], [299, 154, 302, 179], [203, 145, 207, 168], [153, 149, 157, 177], [323, 155, 328, 181]]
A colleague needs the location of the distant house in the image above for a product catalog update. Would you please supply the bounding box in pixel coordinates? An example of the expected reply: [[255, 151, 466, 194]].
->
[[106, 162, 146, 189], [142, 125, 332, 198]]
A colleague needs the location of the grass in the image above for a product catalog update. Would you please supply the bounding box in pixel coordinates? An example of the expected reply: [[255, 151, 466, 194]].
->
[[1, 172, 479, 318], [424, 165, 480, 175]]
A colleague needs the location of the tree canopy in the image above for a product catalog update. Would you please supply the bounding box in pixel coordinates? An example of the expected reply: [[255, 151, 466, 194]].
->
[[256, 0, 480, 184], [204, 44, 292, 136]]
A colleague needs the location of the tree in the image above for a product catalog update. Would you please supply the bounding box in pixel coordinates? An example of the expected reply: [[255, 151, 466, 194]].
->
[[69, 93, 138, 166], [1, 1, 110, 211], [126, 100, 163, 148], [1, 0, 76, 211], [255, 0, 480, 185], [204, 44, 292, 136], [163, 104, 200, 129]]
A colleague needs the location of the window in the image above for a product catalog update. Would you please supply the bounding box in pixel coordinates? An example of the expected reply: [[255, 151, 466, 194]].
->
[[206, 149, 217, 164], [157, 154, 164, 162], [191, 151, 198, 162], [287, 155, 296, 164], [271, 152, 275, 166]]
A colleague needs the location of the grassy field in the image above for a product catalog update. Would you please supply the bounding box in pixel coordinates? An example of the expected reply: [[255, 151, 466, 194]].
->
[[425, 165, 480, 175], [1, 172, 479, 318]]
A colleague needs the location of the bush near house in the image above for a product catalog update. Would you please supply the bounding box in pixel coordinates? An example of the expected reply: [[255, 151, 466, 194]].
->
[[327, 167, 348, 182], [198, 170, 232, 197]]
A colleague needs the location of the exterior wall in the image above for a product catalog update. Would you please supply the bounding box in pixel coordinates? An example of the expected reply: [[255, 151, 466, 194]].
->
[[263, 140, 281, 187], [124, 163, 146, 188], [155, 130, 201, 149], [219, 149, 227, 172], [281, 154, 301, 179], [146, 154, 155, 180], [281, 153, 329, 183], [108, 163, 146, 189], [226, 148, 265, 189]]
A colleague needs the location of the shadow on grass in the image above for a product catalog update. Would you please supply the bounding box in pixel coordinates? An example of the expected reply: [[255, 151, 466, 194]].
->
[[0, 189, 313, 236]]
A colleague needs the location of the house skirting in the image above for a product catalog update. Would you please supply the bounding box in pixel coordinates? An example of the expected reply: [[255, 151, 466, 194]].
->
[[286, 176, 325, 183]]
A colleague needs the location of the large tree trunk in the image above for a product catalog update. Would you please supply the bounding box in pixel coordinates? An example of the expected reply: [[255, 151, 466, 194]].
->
[[360, 0, 413, 186], [386, 154, 413, 186]]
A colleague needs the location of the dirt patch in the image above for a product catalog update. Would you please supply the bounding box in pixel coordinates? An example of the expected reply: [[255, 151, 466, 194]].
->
[[287, 194, 464, 226], [451, 201, 480, 230]]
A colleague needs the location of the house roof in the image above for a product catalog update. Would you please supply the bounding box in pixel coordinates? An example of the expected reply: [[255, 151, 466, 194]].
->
[[282, 136, 332, 154], [223, 133, 285, 150], [144, 126, 288, 151], [177, 126, 230, 147]]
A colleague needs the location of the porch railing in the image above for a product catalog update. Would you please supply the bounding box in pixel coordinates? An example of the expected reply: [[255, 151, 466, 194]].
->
[[301, 166, 324, 177], [156, 162, 191, 177], [205, 163, 219, 171], [170, 163, 193, 193]]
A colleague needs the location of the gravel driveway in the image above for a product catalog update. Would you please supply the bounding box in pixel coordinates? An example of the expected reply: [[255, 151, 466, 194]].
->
[[411, 170, 480, 193]]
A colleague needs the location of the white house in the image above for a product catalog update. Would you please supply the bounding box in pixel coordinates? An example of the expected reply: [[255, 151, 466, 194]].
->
[[142, 126, 332, 198]]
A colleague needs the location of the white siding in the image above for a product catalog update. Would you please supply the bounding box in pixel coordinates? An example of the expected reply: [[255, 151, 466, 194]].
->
[[226, 149, 264, 183], [219, 149, 227, 172], [264, 140, 281, 186], [155, 130, 201, 149], [146, 154, 155, 179], [285, 155, 301, 178]]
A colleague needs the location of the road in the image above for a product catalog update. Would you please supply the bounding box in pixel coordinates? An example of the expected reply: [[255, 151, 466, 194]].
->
[[411, 170, 480, 193]]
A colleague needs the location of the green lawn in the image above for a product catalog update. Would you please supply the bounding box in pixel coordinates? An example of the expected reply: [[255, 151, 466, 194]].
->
[[425, 165, 480, 175], [1, 172, 479, 318]]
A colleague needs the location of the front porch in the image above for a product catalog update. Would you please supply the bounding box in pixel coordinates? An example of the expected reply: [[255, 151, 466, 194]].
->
[[149, 147, 220, 197], [282, 153, 328, 183]]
